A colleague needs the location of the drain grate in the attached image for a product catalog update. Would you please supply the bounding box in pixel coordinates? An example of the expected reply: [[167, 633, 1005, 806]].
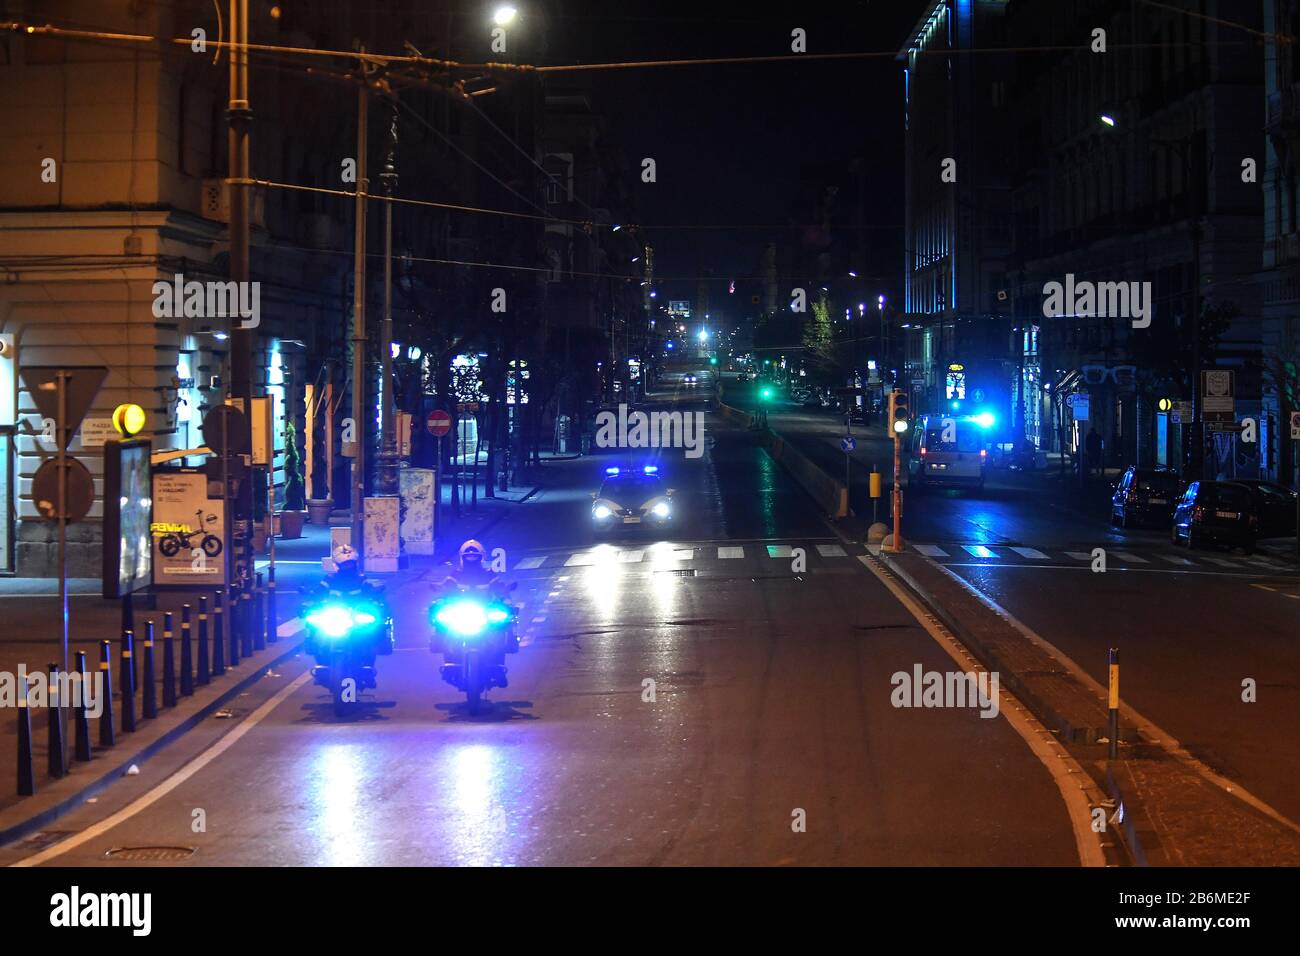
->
[[22, 830, 75, 852], [104, 846, 197, 862]]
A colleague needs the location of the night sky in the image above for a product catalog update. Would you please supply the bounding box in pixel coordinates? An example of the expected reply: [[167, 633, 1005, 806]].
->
[[540, 0, 932, 309]]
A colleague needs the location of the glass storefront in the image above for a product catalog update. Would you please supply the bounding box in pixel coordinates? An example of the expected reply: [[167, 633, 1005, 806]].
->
[[0, 426, 12, 573]]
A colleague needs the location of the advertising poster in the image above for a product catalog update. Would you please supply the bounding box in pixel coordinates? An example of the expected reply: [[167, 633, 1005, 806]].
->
[[151, 468, 226, 586], [102, 439, 153, 599]]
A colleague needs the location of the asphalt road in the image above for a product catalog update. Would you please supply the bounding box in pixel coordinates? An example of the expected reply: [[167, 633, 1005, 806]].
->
[[3, 391, 1083, 866], [735, 389, 1300, 827]]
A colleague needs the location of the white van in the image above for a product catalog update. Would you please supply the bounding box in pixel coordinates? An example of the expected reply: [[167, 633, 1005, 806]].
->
[[908, 414, 989, 490]]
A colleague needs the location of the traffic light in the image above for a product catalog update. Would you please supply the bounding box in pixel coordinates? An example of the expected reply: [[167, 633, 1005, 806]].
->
[[760, 385, 773, 401], [888, 389, 909, 435]]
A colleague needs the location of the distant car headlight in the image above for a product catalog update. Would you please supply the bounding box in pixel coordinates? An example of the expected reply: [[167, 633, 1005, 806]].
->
[[593, 505, 612, 519], [652, 501, 671, 518]]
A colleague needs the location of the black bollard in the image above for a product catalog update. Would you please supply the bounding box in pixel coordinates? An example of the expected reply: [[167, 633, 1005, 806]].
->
[[228, 586, 241, 666], [141, 621, 157, 719], [118, 628, 134, 703], [73, 651, 92, 762], [197, 596, 210, 685], [267, 564, 278, 644], [253, 572, 266, 651], [211, 591, 226, 676], [47, 664, 66, 778], [17, 677, 35, 796], [119, 633, 136, 733], [98, 641, 115, 748], [240, 586, 253, 658], [180, 604, 194, 697], [162, 612, 177, 708]]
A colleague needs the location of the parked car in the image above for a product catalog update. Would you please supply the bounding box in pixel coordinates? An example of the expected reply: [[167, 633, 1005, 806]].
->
[[1170, 481, 1259, 552], [1110, 466, 1182, 529], [1225, 480, 1297, 538]]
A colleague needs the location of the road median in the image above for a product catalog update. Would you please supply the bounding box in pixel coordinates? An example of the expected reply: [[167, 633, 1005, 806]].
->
[[716, 402, 849, 518], [874, 547, 1300, 866]]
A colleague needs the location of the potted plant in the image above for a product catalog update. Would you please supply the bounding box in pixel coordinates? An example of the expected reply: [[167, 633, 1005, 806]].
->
[[278, 421, 307, 539]]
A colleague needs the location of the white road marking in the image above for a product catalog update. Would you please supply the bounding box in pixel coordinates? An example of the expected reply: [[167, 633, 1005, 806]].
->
[[912, 544, 948, 558], [1200, 556, 1242, 567], [1111, 552, 1148, 563], [618, 550, 645, 563], [815, 544, 847, 557], [1064, 551, 1093, 561], [1009, 547, 1049, 559], [765, 545, 793, 558], [12, 669, 315, 866], [718, 546, 745, 559], [962, 545, 997, 559], [514, 556, 546, 570], [564, 552, 596, 567], [1156, 554, 1194, 566]]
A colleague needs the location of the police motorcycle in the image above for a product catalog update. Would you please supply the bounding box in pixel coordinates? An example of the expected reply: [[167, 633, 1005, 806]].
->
[[429, 540, 520, 714], [301, 545, 394, 716]]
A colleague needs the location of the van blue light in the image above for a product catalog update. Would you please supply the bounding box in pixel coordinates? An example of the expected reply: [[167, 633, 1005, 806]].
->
[[605, 466, 621, 476], [973, 412, 996, 429]]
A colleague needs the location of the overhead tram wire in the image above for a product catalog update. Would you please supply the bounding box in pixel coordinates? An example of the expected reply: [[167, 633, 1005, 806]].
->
[[3, 22, 1282, 76]]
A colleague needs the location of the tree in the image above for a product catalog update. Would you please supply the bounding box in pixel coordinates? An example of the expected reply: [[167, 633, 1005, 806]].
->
[[802, 293, 838, 384], [283, 421, 305, 511]]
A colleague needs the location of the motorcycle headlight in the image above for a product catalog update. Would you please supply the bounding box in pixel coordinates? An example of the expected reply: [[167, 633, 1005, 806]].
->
[[652, 501, 671, 518], [434, 599, 489, 637], [593, 505, 612, 520], [307, 605, 354, 639]]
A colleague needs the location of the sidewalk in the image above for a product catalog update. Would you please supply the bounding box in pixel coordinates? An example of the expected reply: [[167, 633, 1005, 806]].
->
[[0, 466, 549, 842]]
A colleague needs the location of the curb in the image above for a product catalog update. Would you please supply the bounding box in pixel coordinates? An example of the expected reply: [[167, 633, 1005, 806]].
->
[[0, 628, 306, 849]]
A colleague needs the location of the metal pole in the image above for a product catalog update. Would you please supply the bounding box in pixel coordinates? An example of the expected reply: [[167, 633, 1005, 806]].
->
[[1107, 646, 1120, 760], [891, 433, 903, 552], [228, 0, 254, 592], [56, 370, 69, 746], [350, 64, 370, 563], [378, 99, 399, 496]]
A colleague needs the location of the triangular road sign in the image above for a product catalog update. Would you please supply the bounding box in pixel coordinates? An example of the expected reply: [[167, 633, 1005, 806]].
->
[[20, 366, 108, 448]]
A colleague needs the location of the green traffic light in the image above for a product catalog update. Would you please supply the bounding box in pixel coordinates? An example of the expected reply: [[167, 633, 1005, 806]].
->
[[761, 387, 773, 400]]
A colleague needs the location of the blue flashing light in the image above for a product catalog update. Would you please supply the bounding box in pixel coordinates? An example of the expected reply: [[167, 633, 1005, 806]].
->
[[434, 599, 489, 638], [605, 466, 621, 476], [307, 605, 355, 639], [973, 412, 996, 429], [643, 465, 658, 474]]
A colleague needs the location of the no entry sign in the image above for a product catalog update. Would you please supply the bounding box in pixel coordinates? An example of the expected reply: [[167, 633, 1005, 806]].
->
[[426, 409, 452, 437]]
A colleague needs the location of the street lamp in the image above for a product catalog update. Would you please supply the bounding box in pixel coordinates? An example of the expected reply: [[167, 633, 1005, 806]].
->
[[493, 5, 517, 26]]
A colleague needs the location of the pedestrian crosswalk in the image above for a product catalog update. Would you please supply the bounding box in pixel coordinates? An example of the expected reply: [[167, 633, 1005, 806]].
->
[[506, 540, 1298, 576], [510, 541, 861, 573], [897, 543, 1296, 574]]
